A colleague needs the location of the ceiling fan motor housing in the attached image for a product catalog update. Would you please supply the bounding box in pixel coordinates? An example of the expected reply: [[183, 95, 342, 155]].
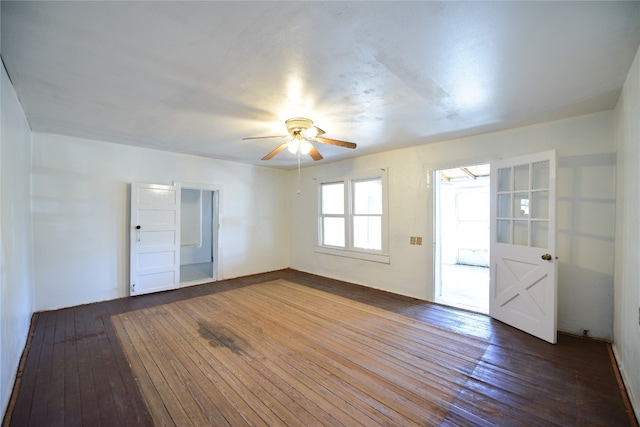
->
[[285, 117, 313, 135]]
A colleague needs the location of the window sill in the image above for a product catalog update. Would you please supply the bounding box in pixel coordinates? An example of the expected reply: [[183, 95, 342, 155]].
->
[[314, 246, 390, 264]]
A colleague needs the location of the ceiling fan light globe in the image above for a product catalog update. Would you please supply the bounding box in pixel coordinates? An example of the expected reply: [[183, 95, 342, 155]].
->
[[300, 140, 313, 155], [301, 127, 318, 138], [287, 139, 300, 154]]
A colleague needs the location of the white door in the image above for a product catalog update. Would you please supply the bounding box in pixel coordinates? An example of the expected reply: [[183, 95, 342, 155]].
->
[[130, 183, 181, 296], [489, 150, 557, 343]]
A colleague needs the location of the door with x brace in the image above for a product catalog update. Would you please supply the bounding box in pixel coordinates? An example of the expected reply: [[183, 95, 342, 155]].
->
[[490, 150, 557, 344]]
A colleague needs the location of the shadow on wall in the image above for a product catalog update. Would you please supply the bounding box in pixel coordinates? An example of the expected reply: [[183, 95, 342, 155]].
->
[[556, 152, 616, 339], [557, 261, 614, 339]]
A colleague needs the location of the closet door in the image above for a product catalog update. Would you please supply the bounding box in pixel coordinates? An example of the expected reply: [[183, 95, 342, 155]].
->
[[130, 183, 181, 296]]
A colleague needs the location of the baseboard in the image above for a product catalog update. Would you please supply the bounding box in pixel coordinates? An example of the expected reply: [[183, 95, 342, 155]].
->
[[1, 312, 38, 427], [611, 345, 640, 425]]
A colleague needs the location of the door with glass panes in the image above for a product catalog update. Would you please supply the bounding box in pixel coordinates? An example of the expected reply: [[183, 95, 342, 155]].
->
[[490, 150, 557, 344]]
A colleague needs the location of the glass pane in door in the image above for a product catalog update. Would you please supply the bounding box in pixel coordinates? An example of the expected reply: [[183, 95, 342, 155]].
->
[[514, 164, 529, 191], [497, 194, 511, 217], [532, 160, 550, 189], [531, 191, 549, 219], [532, 221, 549, 248], [498, 168, 511, 192], [497, 219, 511, 243], [514, 193, 529, 218], [514, 220, 529, 246]]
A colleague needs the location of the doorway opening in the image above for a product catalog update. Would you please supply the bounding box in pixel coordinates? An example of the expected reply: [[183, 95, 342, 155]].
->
[[434, 164, 490, 313], [179, 187, 218, 286]]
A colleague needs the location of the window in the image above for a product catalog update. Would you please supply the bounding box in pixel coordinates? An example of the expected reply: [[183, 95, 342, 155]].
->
[[320, 182, 345, 247], [317, 170, 389, 263], [352, 178, 382, 250]]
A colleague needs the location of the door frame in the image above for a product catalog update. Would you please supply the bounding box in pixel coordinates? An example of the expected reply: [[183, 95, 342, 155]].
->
[[435, 169, 490, 312], [431, 160, 491, 306], [176, 181, 221, 287]]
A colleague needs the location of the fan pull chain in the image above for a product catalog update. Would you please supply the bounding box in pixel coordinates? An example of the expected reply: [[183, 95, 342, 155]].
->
[[297, 149, 302, 195]]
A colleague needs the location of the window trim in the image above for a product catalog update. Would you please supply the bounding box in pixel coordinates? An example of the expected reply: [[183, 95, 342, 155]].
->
[[316, 168, 390, 264]]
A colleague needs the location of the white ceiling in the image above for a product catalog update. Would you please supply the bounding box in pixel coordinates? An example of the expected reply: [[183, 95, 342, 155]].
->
[[2, 1, 639, 169]]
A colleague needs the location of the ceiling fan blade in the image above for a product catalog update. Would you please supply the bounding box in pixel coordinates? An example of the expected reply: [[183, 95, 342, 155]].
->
[[315, 136, 357, 149], [313, 126, 326, 136], [308, 145, 323, 161], [261, 143, 288, 160], [242, 135, 288, 140]]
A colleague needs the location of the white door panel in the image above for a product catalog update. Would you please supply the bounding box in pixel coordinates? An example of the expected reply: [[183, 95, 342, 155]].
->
[[138, 209, 176, 226], [138, 251, 175, 267], [137, 186, 178, 204], [130, 183, 181, 296], [490, 150, 557, 343], [137, 271, 177, 292], [138, 230, 177, 247]]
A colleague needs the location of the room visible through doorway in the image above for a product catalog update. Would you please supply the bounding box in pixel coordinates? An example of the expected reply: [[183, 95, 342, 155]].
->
[[434, 164, 490, 313], [180, 187, 218, 286]]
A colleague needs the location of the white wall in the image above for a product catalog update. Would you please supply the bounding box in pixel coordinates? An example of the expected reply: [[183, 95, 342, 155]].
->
[[31, 133, 289, 311], [289, 111, 616, 340], [614, 44, 640, 420], [1, 66, 34, 419]]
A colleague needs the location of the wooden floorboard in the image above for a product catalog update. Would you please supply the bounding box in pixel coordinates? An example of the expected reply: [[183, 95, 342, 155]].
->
[[3, 269, 636, 426]]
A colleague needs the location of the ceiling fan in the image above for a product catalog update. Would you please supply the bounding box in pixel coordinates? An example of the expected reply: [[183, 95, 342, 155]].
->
[[242, 117, 357, 161]]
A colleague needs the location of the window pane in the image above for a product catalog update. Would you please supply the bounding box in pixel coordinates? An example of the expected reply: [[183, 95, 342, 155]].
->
[[531, 190, 549, 219], [532, 221, 549, 248], [497, 194, 511, 218], [321, 183, 344, 214], [497, 219, 511, 243], [353, 178, 382, 215], [532, 160, 549, 189], [322, 217, 345, 247], [514, 164, 529, 191], [353, 216, 382, 250], [498, 167, 511, 192], [514, 220, 529, 246], [514, 193, 529, 218]]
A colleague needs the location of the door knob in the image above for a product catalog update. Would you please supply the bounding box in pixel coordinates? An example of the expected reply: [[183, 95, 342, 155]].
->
[[541, 253, 552, 261]]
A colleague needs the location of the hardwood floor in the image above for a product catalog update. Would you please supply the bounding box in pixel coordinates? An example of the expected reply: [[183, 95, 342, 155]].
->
[[3, 269, 636, 426]]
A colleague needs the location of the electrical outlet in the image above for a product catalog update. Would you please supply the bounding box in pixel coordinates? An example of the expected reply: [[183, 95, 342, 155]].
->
[[409, 236, 423, 245]]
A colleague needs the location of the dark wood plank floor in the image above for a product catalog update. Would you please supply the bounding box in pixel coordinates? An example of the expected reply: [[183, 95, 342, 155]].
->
[[3, 269, 636, 426]]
